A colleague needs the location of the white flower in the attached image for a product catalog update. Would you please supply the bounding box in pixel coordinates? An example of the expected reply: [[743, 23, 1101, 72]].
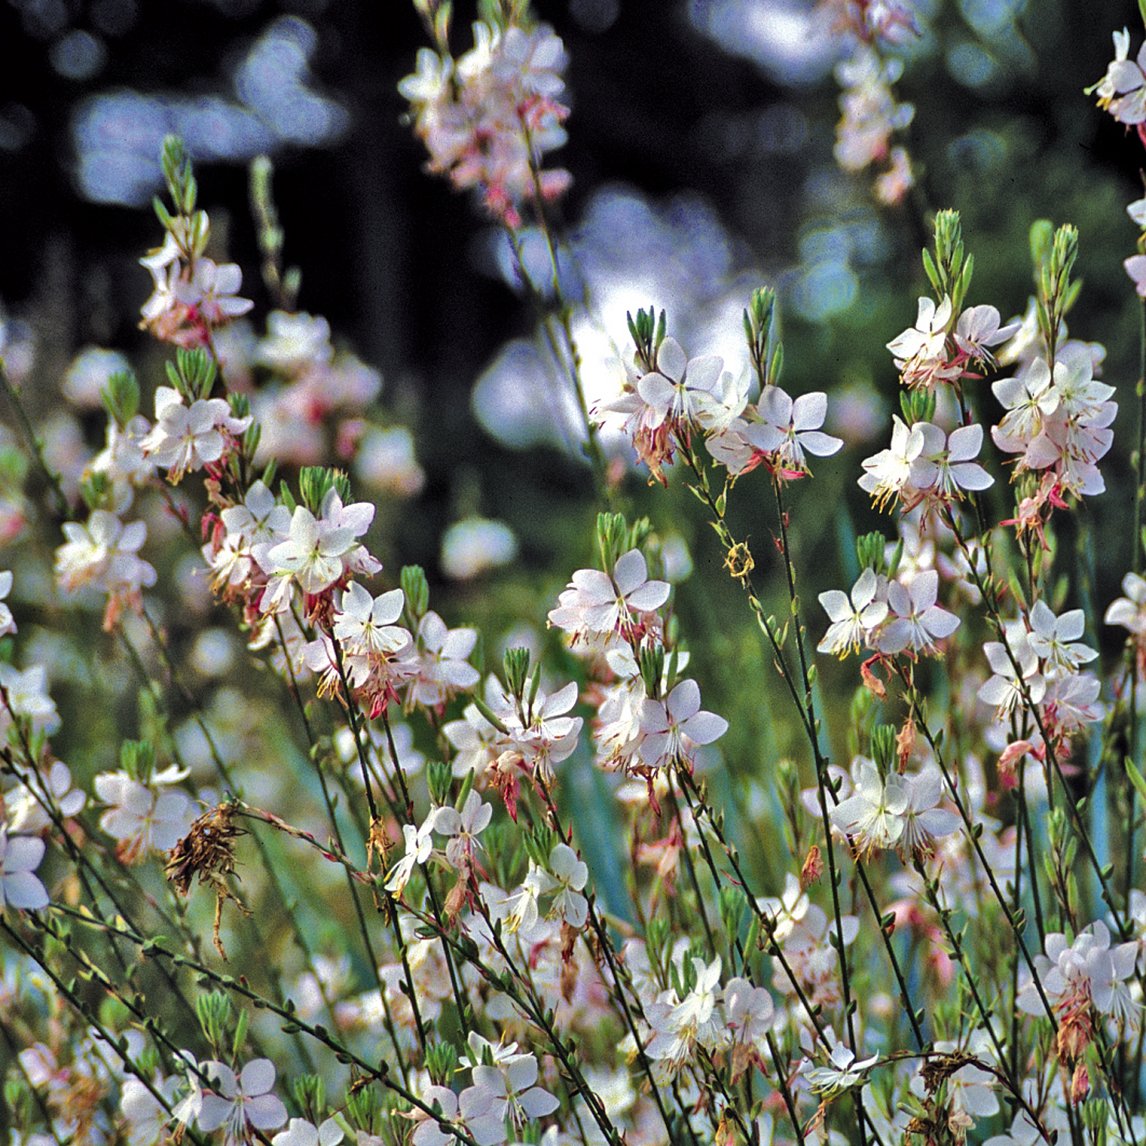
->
[[897, 768, 960, 857], [816, 567, 889, 657], [638, 678, 728, 770], [0, 664, 60, 735], [432, 789, 493, 870], [385, 819, 435, 895], [909, 422, 993, 500], [409, 610, 480, 707], [0, 826, 49, 912], [878, 570, 960, 655], [858, 416, 926, 509], [222, 480, 292, 547], [409, 1083, 504, 1146], [197, 1059, 287, 1142], [548, 548, 669, 645], [742, 387, 843, 474], [55, 510, 156, 597], [829, 757, 907, 857], [258, 311, 333, 373], [954, 304, 1019, 366], [548, 842, 588, 927], [1027, 600, 1097, 673], [94, 770, 193, 863], [261, 489, 376, 603], [636, 337, 725, 431], [648, 956, 725, 1072], [173, 259, 254, 325], [1095, 29, 1146, 124], [887, 296, 960, 388], [1105, 572, 1146, 634], [272, 1117, 344, 1146], [333, 583, 410, 657], [471, 1052, 559, 1131], [5, 760, 85, 833], [803, 1041, 878, 1097], [978, 629, 1045, 718], [139, 386, 251, 482]]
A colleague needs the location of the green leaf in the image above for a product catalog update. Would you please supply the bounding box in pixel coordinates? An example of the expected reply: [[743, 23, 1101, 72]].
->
[[1126, 756, 1146, 805]]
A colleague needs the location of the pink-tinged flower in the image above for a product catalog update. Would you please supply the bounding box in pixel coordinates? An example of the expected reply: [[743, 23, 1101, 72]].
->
[[723, 975, 775, 1073], [874, 145, 915, 206], [1043, 672, 1104, 732], [817, 567, 888, 657], [401, 21, 571, 227], [834, 47, 914, 173], [0, 569, 14, 637], [954, 304, 1019, 367], [408, 611, 481, 707], [639, 678, 728, 770], [1019, 921, 1139, 1030], [0, 826, 49, 912], [742, 386, 843, 475], [94, 769, 193, 863], [548, 548, 669, 646], [197, 1059, 288, 1142], [1126, 254, 1146, 298], [173, 259, 254, 325], [140, 387, 251, 483], [877, 570, 960, 655]]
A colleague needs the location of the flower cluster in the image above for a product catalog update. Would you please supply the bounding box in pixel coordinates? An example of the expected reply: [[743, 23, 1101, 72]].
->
[[594, 328, 841, 485], [400, 20, 571, 227], [138, 143, 253, 347], [818, 566, 959, 658]]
